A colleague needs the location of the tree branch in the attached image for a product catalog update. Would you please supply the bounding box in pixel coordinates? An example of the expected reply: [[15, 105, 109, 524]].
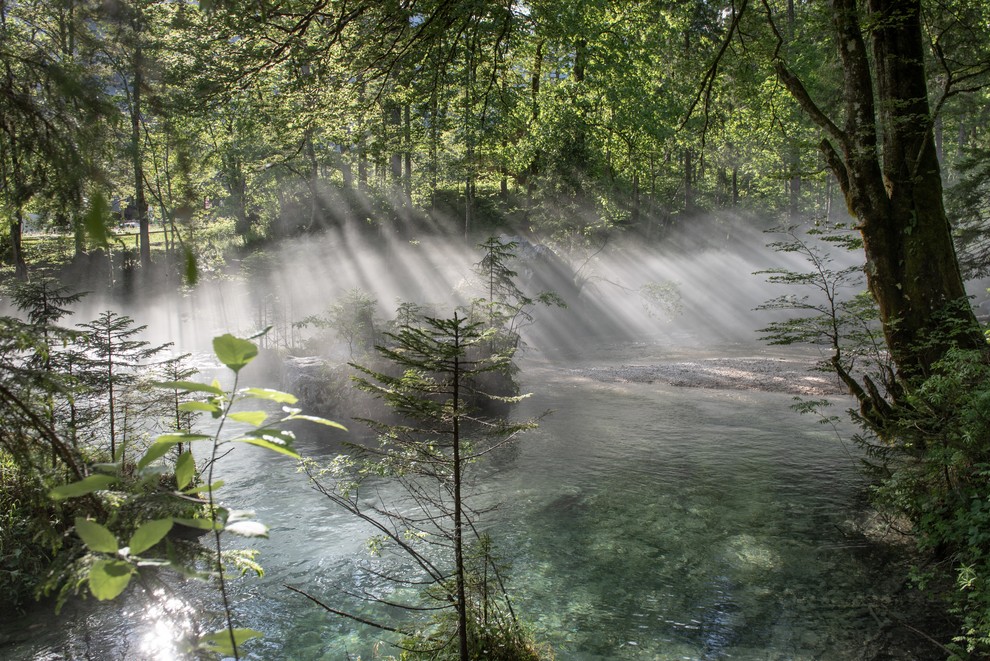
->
[[285, 584, 418, 636], [682, 0, 749, 145]]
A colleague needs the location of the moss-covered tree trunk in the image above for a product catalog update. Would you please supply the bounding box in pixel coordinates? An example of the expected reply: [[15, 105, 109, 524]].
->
[[776, 0, 985, 384]]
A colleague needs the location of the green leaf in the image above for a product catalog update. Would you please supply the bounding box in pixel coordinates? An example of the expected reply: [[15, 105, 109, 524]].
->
[[248, 428, 296, 443], [89, 559, 134, 600], [138, 442, 176, 471], [213, 334, 257, 373], [128, 519, 174, 555], [199, 628, 263, 655], [84, 191, 111, 249], [224, 520, 269, 538], [138, 434, 208, 470], [172, 517, 221, 531], [175, 451, 196, 490], [154, 380, 224, 395], [75, 518, 118, 553], [285, 413, 347, 431], [49, 474, 117, 500], [182, 480, 224, 495], [235, 437, 300, 458], [229, 410, 268, 426], [178, 401, 222, 414], [241, 387, 297, 404]]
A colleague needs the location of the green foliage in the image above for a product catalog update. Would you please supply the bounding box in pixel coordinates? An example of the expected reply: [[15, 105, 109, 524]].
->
[[74, 310, 175, 459], [0, 455, 69, 611], [472, 236, 565, 351], [4, 0, 894, 280], [296, 289, 380, 358], [304, 312, 546, 659], [756, 225, 888, 384], [765, 228, 990, 655], [862, 348, 990, 657], [639, 281, 683, 319], [761, 227, 990, 655], [399, 535, 550, 661], [49, 331, 343, 659], [83, 192, 112, 251]]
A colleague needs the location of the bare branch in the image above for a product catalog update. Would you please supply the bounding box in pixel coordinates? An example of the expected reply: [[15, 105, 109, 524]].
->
[[285, 584, 417, 636]]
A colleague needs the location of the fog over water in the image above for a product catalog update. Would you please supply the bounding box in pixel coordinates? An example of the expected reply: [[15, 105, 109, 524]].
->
[[1, 216, 962, 659], [47, 215, 856, 363]]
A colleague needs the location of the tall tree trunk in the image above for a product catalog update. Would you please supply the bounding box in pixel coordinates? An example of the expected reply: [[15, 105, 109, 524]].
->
[[732, 166, 739, 207], [524, 39, 544, 225], [4, 135, 28, 279], [683, 148, 694, 213], [787, 149, 801, 219], [451, 321, 468, 661], [132, 37, 150, 268], [403, 102, 412, 206], [11, 206, 27, 280], [306, 132, 320, 228], [775, 0, 984, 383], [785, 0, 801, 220], [358, 83, 369, 192], [389, 102, 402, 208], [463, 39, 475, 239]]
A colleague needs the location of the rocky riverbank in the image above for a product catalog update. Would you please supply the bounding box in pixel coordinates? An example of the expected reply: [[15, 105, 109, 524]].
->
[[568, 356, 847, 396]]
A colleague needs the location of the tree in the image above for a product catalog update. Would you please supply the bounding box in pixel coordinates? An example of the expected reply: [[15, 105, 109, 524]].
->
[[742, 3, 990, 651], [764, 0, 987, 386], [301, 313, 543, 660], [473, 235, 564, 350], [75, 311, 171, 459], [0, 0, 108, 277]]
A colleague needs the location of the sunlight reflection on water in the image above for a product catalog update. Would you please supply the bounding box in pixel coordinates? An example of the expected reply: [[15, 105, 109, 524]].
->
[[135, 589, 194, 660]]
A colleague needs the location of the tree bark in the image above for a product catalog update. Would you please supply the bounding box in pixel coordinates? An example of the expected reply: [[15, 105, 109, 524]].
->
[[451, 319, 468, 661], [132, 31, 150, 268], [774, 0, 984, 382], [11, 206, 27, 280]]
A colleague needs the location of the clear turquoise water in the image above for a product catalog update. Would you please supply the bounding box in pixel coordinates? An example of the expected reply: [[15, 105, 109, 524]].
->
[[0, 353, 889, 660]]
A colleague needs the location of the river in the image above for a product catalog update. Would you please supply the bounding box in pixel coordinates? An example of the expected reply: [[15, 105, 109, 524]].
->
[[0, 343, 912, 660]]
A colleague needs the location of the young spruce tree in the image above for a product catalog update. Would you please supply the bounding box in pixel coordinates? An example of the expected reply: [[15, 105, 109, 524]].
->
[[301, 312, 545, 660]]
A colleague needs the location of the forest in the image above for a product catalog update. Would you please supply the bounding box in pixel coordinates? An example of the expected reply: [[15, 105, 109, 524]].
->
[[3, 0, 990, 659]]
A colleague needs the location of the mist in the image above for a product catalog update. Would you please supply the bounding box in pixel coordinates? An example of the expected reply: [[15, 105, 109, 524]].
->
[[35, 211, 862, 368]]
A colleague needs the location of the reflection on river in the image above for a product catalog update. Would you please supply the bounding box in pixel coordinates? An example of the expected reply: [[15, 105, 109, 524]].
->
[[1, 349, 901, 660]]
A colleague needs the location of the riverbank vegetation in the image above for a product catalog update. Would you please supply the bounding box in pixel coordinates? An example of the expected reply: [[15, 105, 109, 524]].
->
[[3, 0, 990, 657]]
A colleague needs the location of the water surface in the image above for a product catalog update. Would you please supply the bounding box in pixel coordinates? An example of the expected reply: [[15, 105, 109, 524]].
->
[[1, 349, 892, 660]]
